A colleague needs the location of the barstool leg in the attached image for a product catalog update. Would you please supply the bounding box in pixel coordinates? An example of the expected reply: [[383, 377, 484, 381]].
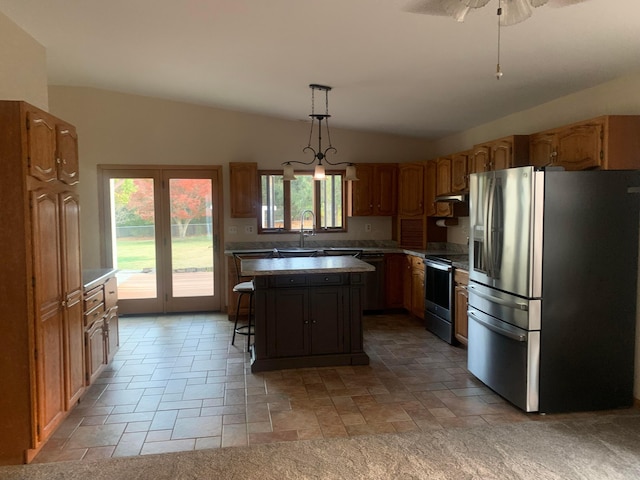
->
[[231, 292, 243, 346], [246, 292, 253, 352]]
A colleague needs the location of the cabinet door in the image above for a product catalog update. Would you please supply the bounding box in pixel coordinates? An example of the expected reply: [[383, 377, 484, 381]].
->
[[267, 288, 309, 358], [411, 259, 425, 319], [229, 162, 258, 217], [64, 293, 85, 408], [350, 164, 375, 216], [27, 110, 57, 183], [454, 284, 469, 345], [556, 122, 603, 170], [529, 132, 555, 168], [31, 189, 65, 442], [451, 152, 469, 193], [402, 255, 412, 311], [85, 319, 106, 385], [56, 124, 80, 185], [398, 163, 424, 216], [309, 287, 344, 355], [471, 146, 490, 174], [491, 139, 514, 171], [375, 164, 398, 216], [436, 157, 452, 196], [105, 307, 119, 363], [424, 160, 437, 217]]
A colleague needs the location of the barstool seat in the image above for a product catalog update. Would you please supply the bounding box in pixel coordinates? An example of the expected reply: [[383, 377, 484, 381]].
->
[[231, 251, 273, 352]]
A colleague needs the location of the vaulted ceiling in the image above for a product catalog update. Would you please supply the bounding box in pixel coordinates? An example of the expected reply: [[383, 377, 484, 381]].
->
[[1, 0, 639, 139]]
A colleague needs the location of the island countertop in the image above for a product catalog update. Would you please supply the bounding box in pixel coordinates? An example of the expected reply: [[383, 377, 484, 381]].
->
[[242, 256, 375, 276]]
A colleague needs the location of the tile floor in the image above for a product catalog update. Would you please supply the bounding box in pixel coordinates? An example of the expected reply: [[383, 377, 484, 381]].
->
[[33, 311, 625, 463]]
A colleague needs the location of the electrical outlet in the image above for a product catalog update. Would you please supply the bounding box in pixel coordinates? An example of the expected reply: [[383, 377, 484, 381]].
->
[[364, 223, 372, 233], [229, 226, 237, 234], [244, 225, 254, 234]]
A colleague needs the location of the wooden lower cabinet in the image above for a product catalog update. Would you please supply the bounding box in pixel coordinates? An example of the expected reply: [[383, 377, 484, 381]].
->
[[402, 255, 425, 320], [83, 271, 119, 385], [251, 273, 369, 371], [454, 269, 469, 346]]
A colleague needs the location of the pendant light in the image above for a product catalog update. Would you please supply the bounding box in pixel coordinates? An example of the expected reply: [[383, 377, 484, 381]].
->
[[282, 84, 358, 182]]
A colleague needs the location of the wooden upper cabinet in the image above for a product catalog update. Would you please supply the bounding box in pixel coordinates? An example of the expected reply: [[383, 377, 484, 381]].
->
[[27, 110, 57, 183], [529, 116, 640, 171], [451, 150, 470, 193], [435, 157, 452, 217], [470, 145, 490, 174], [348, 163, 397, 216], [397, 163, 424, 216], [56, 124, 80, 186], [473, 135, 529, 173], [229, 162, 258, 218], [424, 160, 437, 217], [26, 108, 79, 185]]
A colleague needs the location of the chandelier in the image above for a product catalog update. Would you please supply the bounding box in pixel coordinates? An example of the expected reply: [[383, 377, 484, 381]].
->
[[282, 84, 358, 181]]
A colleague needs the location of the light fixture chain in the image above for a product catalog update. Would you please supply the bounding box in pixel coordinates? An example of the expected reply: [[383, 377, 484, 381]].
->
[[496, 0, 503, 79]]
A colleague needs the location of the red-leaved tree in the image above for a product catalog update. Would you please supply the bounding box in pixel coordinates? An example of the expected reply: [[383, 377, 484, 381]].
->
[[128, 178, 211, 238]]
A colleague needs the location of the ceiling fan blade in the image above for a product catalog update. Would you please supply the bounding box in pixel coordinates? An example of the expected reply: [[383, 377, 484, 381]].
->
[[529, 0, 550, 7], [403, 0, 471, 21], [546, 0, 592, 7]]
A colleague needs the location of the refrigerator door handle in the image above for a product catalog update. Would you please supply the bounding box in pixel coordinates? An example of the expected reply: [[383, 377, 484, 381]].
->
[[468, 284, 529, 311], [468, 310, 527, 342], [484, 178, 495, 277]]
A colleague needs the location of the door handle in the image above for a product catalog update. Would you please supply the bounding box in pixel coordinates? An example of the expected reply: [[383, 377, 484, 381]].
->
[[467, 284, 528, 310], [468, 310, 527, 342]]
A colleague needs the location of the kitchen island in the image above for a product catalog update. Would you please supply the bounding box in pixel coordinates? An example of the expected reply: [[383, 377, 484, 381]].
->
[[242, 256, 375, 372]]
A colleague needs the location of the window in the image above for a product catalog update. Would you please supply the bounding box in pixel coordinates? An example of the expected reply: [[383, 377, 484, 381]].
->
[[259, 170, 346, 233]]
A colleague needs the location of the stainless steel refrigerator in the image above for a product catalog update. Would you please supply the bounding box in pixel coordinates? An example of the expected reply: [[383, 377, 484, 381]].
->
[[467, 166, 640, 413]]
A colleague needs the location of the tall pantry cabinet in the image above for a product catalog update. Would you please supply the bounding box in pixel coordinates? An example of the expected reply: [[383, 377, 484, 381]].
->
[[0, 101, 83, 465]]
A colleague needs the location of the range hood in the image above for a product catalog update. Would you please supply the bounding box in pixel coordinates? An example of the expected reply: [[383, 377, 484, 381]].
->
[[435, 193, 468, 203]]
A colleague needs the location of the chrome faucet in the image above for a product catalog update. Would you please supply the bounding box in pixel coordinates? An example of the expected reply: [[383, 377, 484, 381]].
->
[[299, 209, 315, 247]]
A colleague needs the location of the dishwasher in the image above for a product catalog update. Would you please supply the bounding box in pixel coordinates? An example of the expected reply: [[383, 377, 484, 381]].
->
[[361, 253, 385, 312]]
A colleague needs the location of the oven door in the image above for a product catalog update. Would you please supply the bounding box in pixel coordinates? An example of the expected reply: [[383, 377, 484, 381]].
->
[[467, 306, 540, 412], [424, 258, 453, 321]]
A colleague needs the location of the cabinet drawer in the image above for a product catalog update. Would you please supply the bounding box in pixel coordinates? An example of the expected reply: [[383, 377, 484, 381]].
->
[[272, 275, 308, 287], [84, 303, 105, 327], [84, 287, 104, 312], [104, 277, 118, 309], [308, 273, 345, 286]]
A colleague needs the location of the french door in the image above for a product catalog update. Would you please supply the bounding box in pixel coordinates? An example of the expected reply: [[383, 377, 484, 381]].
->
[[99, 166, 223, 315]]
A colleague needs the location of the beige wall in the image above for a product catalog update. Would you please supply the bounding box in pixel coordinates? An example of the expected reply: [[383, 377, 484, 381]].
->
[[0, 12, 48, 110], [47, 86, 433, 269]]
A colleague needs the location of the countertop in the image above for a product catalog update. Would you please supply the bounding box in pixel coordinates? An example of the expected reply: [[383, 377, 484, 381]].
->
[[241, 256, 375, 276], [83, 268, 117, 290]]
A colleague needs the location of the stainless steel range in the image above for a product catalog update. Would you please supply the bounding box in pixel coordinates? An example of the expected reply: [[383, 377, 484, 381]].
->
[[424, 253, 467, 345]]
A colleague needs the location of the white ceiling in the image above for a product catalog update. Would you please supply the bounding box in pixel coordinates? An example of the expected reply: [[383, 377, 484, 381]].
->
[[1, 0, 639, 139]]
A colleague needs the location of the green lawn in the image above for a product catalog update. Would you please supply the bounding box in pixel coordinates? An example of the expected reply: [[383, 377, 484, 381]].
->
[[116, 236, 214, 271]]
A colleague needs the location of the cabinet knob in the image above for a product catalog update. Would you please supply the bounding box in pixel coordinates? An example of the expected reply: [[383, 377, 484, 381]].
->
[[324, 277, 329, 281]]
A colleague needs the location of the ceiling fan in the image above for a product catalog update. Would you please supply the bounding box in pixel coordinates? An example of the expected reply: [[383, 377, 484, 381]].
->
[[404, 0, 592, 26]]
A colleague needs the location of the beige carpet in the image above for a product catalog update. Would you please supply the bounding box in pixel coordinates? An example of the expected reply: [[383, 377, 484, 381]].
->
[[2, 414, 639, 480]]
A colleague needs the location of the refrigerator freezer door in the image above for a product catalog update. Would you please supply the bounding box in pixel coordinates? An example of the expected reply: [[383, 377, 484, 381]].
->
[[469, 167, 543, 298]]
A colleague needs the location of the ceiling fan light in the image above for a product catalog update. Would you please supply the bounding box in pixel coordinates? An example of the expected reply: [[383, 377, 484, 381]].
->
[[345, 165, 359, 182], [500, 0, 533, 26], [283, 163, 297, 181]]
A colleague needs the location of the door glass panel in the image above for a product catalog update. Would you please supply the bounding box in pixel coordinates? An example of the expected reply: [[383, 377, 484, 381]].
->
[[169, 178, 214, 297], [110, 178, 157, 300]]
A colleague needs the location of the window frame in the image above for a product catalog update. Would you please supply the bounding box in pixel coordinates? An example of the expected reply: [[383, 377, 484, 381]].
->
[[257, 169, 348, 234]]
